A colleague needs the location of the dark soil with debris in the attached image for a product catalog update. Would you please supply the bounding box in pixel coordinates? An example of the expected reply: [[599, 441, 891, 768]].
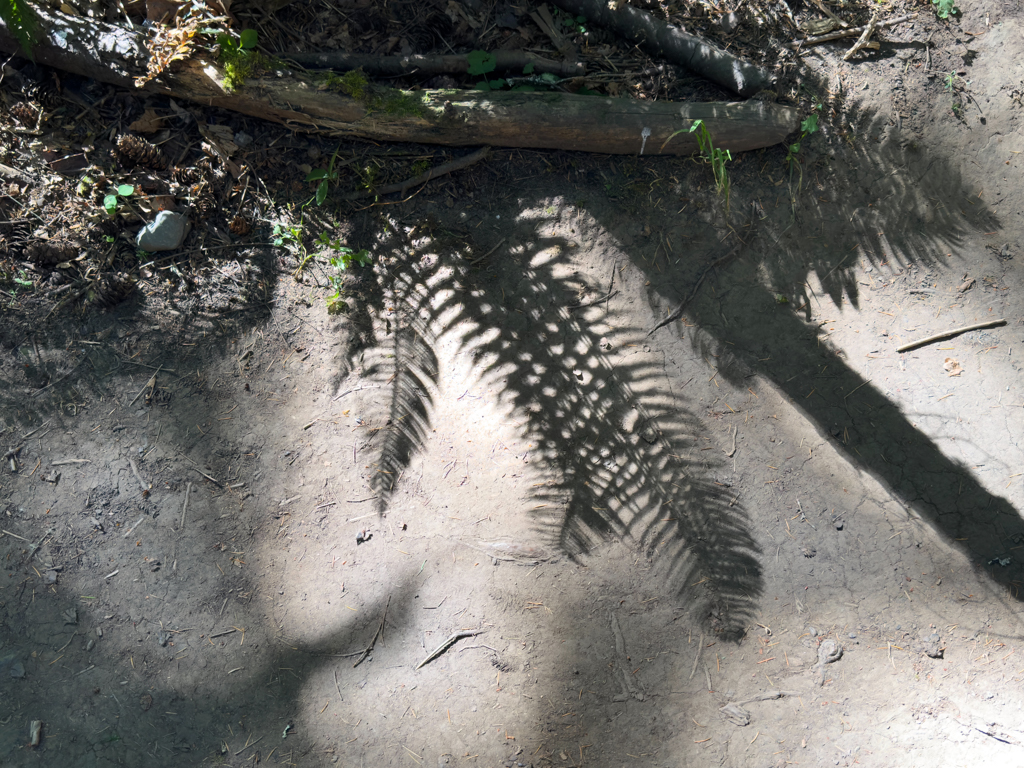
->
[[1, 0, 1023, 766]]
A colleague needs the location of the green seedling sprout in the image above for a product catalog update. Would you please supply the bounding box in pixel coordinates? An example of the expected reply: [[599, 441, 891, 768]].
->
[[103, 184, 135, 216]]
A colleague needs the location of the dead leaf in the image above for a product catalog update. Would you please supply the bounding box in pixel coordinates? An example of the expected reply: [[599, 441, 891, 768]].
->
[[129, 109, 168, 134], [958, 277, 975, 292], [943, 358, 963, 377]]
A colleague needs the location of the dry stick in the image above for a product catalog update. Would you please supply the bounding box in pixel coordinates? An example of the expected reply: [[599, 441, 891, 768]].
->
[[843, 10, 881, 61], [353, 595, 391, 668], [51, 459, 90, 466], [897, 319, 1007, 353], [179, 481, 192, 531], [416, 629, 486, 670], [791, 13, 916, 49], [128, 458, 149, 493], [128, 367, 161, 407], [689, 632, 704, 681], [646, 246, 741, 337], [569, 291, 619, 311], [342, 147, 491, 201], [468, 237, 507, 266]]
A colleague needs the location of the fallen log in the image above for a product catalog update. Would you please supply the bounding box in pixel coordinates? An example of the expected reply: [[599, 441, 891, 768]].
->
[[0, 7, 799, 155], [549, 0, 772, 97]]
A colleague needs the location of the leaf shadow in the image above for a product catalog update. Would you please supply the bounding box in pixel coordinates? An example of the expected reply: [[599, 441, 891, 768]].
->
[[336, 216, 762, 637]]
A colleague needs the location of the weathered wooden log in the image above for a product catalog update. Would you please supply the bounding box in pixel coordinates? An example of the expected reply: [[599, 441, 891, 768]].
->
[[0, 7, 799, 155]]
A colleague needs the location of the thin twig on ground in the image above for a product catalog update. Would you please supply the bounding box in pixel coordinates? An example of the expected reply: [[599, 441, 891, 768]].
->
[[353, 595, 391, 667], [897, 319, 1007, 353], [343, 148, 491, 201], [416, 629, 486, 670]]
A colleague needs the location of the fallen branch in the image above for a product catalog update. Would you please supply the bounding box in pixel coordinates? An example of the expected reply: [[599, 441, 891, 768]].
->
[[897, 319, 1007, 353], [843, 10, 881, 61], [549, 0, 771, 96], [281, 51, 584, 78], [790, 14, 917, 49], [343, 147, 491, 201], [0, 7, 799, 154]]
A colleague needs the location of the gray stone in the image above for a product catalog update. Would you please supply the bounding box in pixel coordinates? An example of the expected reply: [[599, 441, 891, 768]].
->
[[136, 211, 190, 252]]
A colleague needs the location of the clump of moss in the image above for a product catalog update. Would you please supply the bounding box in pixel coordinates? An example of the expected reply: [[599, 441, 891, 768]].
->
[[320, 68, 428, 118], [218, 44, 285, 91]]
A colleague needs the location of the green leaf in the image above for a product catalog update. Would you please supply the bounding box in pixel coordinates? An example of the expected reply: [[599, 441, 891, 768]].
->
[[540, 72, 558, 84], [789, 142, 801, 154], [801, 113, 819, 134], [315, 179, 328, 206], [474, 81, 492, 91], [0, 0, 39, 60], [117, 184, 135, 197], [932, 0, 959, 18], [239, 28, 258, 49], [216, 33, 238, 51], [488, 79, 507, 90], [306, 169, 329, 181], [688, 119, 704, 133], [103, 195, 118, 214], [466, 50, 497, 76], [522, 61, 535, 75]]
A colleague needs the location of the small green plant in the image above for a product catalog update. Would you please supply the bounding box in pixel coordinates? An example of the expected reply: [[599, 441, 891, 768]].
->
[[306, 150, 342, 206], [467, 50, 577, 92], [13, 270, 32, 289], [103, 184, 135, 216], [272, 222, 302, 249], [784, 101, 821, 194], [553, 8, 587, 35], [325, 244, 371, 313], [356, 163, 379, 194], [467, 50, 507, 91], [665, 119, 732, 212], [942, 70, 971, 117], [217, 28, 258, 57], [932, 0, 959, 18]]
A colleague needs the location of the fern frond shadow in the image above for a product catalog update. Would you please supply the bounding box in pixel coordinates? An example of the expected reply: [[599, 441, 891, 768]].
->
[[344, 226, 761, 636]]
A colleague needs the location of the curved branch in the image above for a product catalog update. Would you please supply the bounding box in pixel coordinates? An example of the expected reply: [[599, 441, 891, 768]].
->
[[549, 0, 772, 97]]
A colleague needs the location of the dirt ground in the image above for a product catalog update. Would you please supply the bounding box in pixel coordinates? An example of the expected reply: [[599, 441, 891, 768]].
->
[[2, 1, 1024, 766]]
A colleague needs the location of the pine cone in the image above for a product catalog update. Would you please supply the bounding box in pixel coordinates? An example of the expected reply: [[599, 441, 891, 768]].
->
[[194, 192, 217, 220], [25, 238, 77, 268], [116, 134, 168, 170], [171, 166, 202, 185], [89, 272, 137, 308], [28, 79, 62, 109], [229, 215, 251, 236], [9, 101, 38, 125]]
